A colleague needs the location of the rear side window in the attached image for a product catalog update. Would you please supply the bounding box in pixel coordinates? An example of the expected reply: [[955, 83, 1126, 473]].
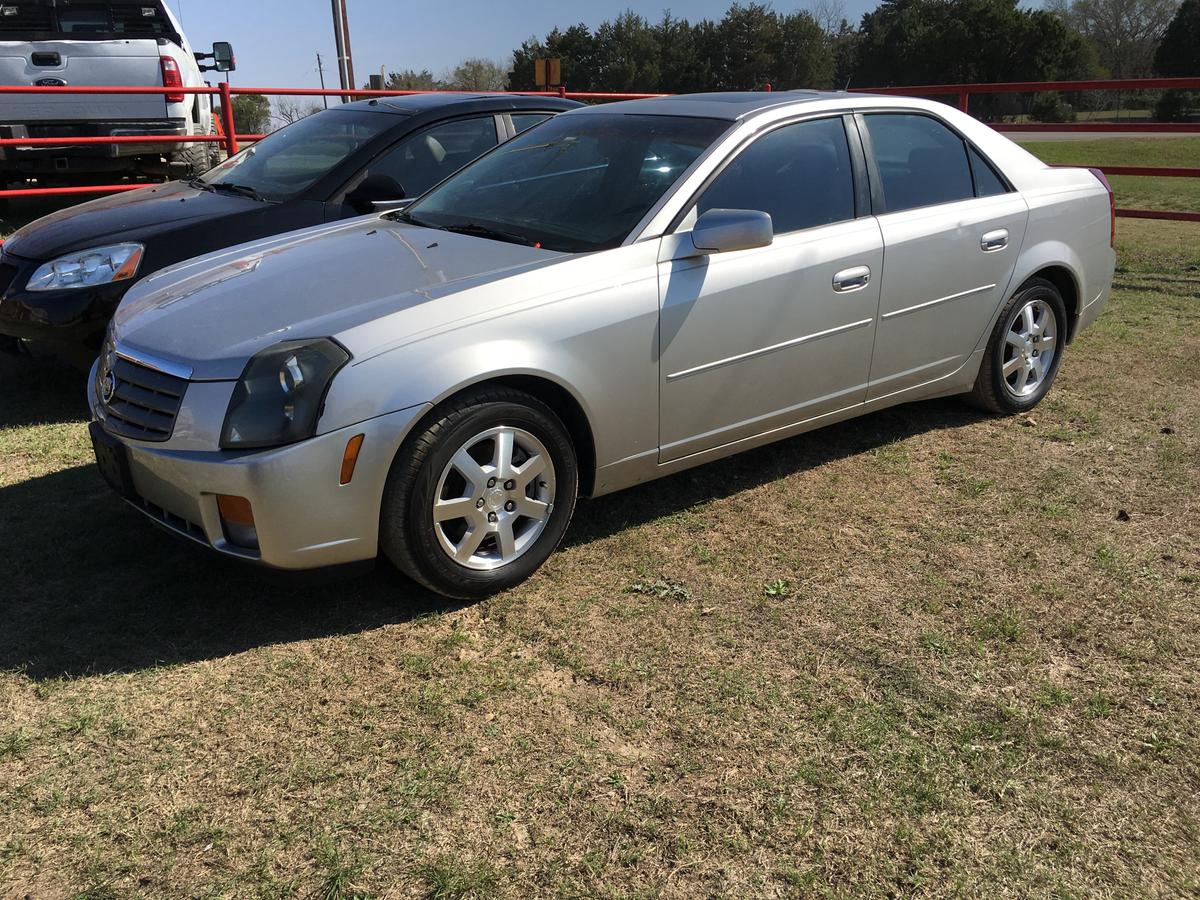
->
[[864, 113, 974, 213], [511, 113, 553, 135], [969, 146, 1009, 197], [695, 116, 855, 235]]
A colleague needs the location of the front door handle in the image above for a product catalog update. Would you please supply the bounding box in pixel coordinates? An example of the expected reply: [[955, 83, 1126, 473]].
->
[[832, 265, 871, 293], [981, 229, 1009, 252]]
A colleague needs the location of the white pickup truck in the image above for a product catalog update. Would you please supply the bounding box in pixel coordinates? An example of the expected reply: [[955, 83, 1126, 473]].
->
[[0, 0, 234, 183]]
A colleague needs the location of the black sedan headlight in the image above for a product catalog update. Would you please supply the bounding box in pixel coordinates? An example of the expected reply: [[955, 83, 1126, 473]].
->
[[220, 339, 350, 450]]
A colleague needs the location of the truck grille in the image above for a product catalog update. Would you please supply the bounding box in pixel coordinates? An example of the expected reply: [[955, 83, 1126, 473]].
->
[[97, 343, 187, 442]]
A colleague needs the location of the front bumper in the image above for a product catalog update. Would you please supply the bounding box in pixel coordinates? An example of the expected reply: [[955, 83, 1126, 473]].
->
[[87, 360, 430, 570]]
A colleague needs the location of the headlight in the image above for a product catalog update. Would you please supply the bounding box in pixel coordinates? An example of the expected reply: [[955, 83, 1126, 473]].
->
[[220, 338, 350, 450], [26, 243, 145, 292]]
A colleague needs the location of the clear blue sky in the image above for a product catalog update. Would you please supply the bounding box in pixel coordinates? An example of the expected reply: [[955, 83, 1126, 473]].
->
[[166, 0, 883, 90]]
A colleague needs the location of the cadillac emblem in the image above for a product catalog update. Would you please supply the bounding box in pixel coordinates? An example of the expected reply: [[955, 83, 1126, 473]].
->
[[98, 352, 116, 405]]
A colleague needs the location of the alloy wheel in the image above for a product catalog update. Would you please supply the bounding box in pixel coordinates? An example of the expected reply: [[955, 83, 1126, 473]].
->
[[432, 426, 556, 570], [1002, 296, 1057, 398]]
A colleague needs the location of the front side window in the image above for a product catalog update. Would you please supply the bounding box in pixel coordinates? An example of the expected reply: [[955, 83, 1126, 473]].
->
[[863, 113, 975, 213], [363, 116, 499, 198], [200, 109, 392, 202], [402, 113, 729, 253], [693, 116, 855, 235]]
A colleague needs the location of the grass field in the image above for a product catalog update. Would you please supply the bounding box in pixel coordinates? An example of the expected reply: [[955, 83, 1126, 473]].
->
[[1, 148, 1199, 898]]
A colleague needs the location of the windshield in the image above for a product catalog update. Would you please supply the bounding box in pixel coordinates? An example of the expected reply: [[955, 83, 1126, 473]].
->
[[401, 113, 729, 253], [199, 109, 394, 202]]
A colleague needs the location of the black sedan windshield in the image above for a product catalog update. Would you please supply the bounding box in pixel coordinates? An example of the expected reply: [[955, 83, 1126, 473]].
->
[[200, 109, 393, 202], [401, 113, 729, 253]]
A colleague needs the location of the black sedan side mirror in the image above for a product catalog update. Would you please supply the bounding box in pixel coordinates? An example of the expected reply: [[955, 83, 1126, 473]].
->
[[346, 174, 407, 213]]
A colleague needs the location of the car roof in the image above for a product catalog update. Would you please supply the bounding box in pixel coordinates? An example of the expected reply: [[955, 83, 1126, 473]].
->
[[571, 90, 885, 121], [336, 93, 582, 116]]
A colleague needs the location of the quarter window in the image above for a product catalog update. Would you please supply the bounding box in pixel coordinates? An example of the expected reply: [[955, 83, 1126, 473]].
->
[[969, 146, 1009, 197], [695, 117, 856, 234], [863, 113, 975, 213]]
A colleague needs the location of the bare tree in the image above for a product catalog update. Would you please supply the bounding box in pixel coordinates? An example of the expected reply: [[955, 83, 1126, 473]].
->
[[445, 57, 510, 91], [1054, 0, 1180, 76], [806, 0, 847, 35], [273, 99, 322, 129]]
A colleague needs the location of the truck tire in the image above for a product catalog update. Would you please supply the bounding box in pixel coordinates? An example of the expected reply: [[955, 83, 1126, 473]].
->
[[172, 123, 219, 175]]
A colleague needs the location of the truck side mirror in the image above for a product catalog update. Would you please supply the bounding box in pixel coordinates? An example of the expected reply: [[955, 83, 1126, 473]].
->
[[198, 42, 236, 73]]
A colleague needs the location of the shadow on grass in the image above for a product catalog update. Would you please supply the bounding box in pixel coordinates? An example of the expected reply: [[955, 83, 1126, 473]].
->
[[0, 351, 92, 429], [0, 356, 986, 679]]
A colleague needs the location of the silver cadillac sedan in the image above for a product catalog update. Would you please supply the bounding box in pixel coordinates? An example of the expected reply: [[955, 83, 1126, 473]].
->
[[89, 92, 1117, 598]]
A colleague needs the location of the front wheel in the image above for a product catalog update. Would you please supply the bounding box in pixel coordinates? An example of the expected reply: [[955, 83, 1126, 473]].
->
[[379, 387, 579, 599], [966, 277, 1068, 414]]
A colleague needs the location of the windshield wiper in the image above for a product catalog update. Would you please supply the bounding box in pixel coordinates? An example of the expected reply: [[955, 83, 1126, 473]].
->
[[187, 177, 216, 192], [207, 182, 268, 202], [435, 222, 538, 247]]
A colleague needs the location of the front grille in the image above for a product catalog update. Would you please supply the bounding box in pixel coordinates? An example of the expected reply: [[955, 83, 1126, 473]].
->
[[99, 349, 187, 442]]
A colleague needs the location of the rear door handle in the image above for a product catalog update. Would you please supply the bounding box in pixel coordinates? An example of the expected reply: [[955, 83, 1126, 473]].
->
[[832, 265, 871, 293], [981, 229, 1009, 252]]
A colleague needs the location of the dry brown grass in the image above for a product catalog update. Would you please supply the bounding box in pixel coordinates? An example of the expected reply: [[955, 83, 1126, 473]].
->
[[1, 223, 1198, 898]]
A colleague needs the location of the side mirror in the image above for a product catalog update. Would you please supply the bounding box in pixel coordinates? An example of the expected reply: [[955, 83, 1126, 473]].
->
[[346, 174, 407, 213], [198, 42, 236, 73], [689, 208, 773, 255]]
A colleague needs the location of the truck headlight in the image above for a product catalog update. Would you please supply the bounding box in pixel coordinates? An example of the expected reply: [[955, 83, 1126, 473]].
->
[[220, 339, 350, 450], [26, 243, 145, 291]]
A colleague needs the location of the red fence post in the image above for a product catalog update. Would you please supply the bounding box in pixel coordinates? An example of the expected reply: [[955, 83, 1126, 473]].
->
[[764, 82, 773, 92], [558, 84, 567, 99], [219, 81, 239, 157], [958, 90, 969, 112]]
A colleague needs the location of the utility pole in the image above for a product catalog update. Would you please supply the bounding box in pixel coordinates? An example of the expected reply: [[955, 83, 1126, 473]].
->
[[330, 0, 356, 103], [316, 52, 329, 109]]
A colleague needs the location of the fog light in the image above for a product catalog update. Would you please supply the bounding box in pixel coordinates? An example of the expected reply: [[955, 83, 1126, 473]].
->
[[216, 494, 259, 550]]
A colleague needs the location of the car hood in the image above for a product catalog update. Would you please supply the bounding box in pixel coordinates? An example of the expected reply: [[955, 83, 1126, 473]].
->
[[2, 181, 262, 261], [111, 215, 566, 380]]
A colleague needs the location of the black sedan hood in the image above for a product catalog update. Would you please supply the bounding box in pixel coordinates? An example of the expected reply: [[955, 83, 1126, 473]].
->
[[2, 181, 263, 261]]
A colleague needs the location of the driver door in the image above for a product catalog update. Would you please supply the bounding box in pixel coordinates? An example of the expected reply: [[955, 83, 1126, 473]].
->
[[658, 115, 883, 463]]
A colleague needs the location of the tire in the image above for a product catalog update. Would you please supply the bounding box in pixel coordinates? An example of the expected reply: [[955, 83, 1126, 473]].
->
[[172, 122, 219, 175], [966, 277, 1068, 415], [379, 387, 579, 599]]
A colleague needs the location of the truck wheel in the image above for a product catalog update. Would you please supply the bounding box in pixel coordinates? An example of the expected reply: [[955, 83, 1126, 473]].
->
[[172, 123, 219, 175]]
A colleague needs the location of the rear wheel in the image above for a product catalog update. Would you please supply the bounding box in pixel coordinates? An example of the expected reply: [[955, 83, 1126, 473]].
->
[[172, 122, 219, 175], [967, 277, 1067, 414], [379, 387, 579, 599]]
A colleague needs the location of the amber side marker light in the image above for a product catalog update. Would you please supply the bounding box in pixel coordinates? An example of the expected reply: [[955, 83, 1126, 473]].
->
[[216, 494, 258, 549], [340, 434, 366, 485]]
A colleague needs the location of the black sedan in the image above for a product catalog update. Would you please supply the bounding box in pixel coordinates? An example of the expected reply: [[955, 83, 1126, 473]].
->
[[0, 93, 579, 365]]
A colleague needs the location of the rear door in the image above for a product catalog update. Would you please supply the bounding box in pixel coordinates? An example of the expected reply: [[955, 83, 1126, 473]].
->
[[0, 2, 172, 122], [859, 112, 1029, 399]]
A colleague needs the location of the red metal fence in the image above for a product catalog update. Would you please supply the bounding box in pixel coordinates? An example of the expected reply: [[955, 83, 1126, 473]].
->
[[2, 77, 1198, 221]]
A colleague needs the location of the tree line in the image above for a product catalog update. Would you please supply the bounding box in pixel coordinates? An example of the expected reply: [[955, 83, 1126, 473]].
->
[[498, 0, 1199, 119]]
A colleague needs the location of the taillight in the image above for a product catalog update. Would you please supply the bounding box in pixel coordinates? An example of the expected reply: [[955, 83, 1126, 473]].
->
[[1089, 167, 1115, 248], [160, 56, 184, 103]]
